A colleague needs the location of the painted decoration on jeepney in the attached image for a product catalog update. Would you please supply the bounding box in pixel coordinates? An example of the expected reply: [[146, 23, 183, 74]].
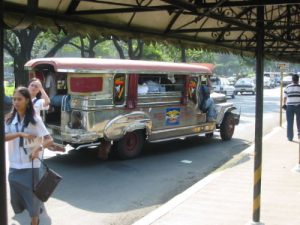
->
[[166, 107, 181, 125], [188, 77, 198, 104], [114, 74, 125, 105], [68, 74, 103, 95]]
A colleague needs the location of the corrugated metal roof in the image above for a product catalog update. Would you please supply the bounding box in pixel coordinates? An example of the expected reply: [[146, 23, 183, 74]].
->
[[3, 0, 300, 62]]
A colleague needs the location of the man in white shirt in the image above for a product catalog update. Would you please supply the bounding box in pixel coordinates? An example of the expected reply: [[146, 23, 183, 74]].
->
[[283, 74, 300, 141]]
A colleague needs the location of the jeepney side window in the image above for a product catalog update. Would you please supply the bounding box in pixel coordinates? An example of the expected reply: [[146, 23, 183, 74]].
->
[[137, 74, 184, 95], [114, 74, 126, 105], [173, 75, 185, 92]]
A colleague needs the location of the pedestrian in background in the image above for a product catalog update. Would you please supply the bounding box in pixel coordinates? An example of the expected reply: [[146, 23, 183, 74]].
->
[[283, 74, 300, 141], [28, 78, 50, 116], [5, 87, 53, 225]]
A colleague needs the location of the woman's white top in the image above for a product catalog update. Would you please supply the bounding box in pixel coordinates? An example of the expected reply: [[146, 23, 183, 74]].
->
[[32, 98, 49, 116], [5, 115, 50, 169]]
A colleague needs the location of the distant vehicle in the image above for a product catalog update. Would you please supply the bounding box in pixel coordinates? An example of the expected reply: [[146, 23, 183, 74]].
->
[[282, 74, 293, 86], [264, 72, 279, 87], [211, 92, 227, 103], [210, 77, 235, 98], [227, 76, 236, 85], [264, 76, 275, 88], [234, 78, 256, 95]]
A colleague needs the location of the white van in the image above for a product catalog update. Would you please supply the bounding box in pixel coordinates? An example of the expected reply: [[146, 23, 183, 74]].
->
[[211, 77, 235, 98]]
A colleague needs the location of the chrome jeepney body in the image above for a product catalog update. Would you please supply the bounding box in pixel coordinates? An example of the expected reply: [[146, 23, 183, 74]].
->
[[25, 58, 239, 159]]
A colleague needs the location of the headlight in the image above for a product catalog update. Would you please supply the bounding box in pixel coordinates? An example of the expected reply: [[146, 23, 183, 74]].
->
[[69, 111, 86, 129]]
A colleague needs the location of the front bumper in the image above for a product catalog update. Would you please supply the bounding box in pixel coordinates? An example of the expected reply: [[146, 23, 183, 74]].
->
[[61, 129, 100, 144], [235, 87, 255, 92]]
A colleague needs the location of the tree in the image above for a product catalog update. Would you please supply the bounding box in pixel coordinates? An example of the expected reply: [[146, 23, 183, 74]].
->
[[112, 37, 144, 59], [68, 35, 106, 58], [4, 29, 75, 86], [4, 29, 42, 86]]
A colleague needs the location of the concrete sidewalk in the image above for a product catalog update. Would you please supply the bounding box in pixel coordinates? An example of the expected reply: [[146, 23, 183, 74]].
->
[[133, 127, 300, 225]]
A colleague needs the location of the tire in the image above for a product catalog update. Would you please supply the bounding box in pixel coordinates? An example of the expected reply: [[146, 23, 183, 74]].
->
[[115, 130, 144, 159], [220, 113, 235, 141]]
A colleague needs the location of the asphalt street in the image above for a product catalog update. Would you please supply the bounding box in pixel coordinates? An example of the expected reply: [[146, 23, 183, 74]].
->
[[7, 87, 283, 225]]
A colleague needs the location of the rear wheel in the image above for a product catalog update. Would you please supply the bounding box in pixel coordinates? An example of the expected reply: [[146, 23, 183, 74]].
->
[[220, 113, 235, 141], [115, 130, 144, 159]]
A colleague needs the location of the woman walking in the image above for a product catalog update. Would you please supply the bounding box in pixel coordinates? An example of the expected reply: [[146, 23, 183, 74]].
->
[[5, 87, 53, 225], [28, 78, 50, 116]]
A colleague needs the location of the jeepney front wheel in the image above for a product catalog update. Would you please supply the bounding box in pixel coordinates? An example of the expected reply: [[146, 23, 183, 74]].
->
[[115, 130, 145, 159], [220, 112, 235, 141]]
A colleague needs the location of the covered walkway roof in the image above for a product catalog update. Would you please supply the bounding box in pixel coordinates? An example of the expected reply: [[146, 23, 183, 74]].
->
[[3, 0, 300, 62], [1, 1, 300, 225]]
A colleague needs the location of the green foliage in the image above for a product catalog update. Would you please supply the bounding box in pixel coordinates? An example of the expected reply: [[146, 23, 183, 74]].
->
[[4, 81, 15, 96], [4, 27, 300, 82], [95, 40, 119, 58]]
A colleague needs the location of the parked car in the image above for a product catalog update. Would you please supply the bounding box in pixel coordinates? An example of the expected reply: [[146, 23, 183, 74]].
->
[[227, 76, 236, 85], [210, 77, 235, 98], [264, 76, 275, 88], [211, 92, 227, 103], [282, 74, 293, 86], [234, 78, 256, 95]]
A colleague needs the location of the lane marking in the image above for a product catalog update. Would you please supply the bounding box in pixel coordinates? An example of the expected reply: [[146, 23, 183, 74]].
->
[[181, 160, 192, 164]]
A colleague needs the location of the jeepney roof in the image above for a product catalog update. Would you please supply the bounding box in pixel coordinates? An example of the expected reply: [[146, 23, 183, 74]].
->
[[25, 58, 212, 75]]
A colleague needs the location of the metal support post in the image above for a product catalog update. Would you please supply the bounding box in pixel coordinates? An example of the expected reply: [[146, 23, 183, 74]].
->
[[0, 0, 8, 224], [279, 68, 284, 127], [251, 6, 265, 225]]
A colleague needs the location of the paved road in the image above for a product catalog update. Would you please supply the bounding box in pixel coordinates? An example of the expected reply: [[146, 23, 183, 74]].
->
[[8, 87, 283, 225]]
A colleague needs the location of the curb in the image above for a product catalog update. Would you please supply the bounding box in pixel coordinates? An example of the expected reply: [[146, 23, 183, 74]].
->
[[132, 171, 223, 225], [133, 126, 284, 225]]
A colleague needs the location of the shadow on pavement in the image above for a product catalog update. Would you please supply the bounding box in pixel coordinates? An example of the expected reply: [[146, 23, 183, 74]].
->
[[35, 135, 251, 215]]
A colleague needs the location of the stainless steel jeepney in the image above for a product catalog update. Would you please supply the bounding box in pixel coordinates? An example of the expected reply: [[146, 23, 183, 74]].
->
[[25, 58, 240, 159]]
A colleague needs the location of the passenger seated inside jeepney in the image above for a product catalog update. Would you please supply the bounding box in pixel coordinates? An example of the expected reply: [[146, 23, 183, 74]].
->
[[138, 75, 174, 94], [138, 76, 164, 94]]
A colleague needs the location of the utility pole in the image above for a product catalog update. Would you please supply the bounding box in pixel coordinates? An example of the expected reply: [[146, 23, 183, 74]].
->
[[0, 0, 8, 223]]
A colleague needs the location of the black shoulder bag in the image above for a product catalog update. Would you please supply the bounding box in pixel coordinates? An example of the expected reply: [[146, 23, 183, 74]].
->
[[32, 158, 62, 202]]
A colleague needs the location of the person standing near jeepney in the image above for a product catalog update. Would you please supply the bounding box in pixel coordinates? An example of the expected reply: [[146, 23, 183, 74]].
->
[[5, 87, 53, 225], [28, 78, 50, 116], [283, 74, 300, 141], [199, 75, 217, 121]]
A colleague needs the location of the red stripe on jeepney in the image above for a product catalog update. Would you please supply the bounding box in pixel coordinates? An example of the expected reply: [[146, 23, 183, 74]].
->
[[70, 77, 103, 93]]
